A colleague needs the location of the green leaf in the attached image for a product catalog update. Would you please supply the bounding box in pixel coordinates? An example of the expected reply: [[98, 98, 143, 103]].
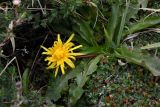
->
[[115, 47, 142, 65], [76, 55, 103, 87], [81, 46, 104, 54], [69, 56, 102, 105], [46, 77, 64, 101], [116, 1, 130, 45], [143, 56, 160, 76], [69, 86, 84, 106], [123, 16, 160, 37], [115, 46, 160, 76], [76, 73, 89, 88], [107, 4, 120, 40], [141, 42, 160, 50], [22, 68, 29, 94], [104, 27, 112, 46], [86, 54, 103, 75], [74, 20, 98, 46], [46, 66, 81, 101]]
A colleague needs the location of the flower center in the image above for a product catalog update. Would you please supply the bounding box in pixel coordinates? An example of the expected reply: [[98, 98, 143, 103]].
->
[[54, 47, 66, 59]]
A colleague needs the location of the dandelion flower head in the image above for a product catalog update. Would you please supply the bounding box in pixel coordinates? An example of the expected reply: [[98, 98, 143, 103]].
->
[[41, 34, 82, 77]]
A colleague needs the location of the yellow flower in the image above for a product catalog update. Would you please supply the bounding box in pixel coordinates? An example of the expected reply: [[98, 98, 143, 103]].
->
[[41, 34, 83, 77]]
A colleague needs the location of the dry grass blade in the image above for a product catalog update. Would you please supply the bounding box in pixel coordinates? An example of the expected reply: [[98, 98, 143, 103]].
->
[[124, 28, 160, 42], [0, 57, 16, 77], [141, 42, 160, 50], [37, 0, 45, 14], [0, 56, 22, 82], [30, 34, 49, 77], [139, 8, 160, 12], [32, 0, 35, 7], [10, 35, 15, 53]]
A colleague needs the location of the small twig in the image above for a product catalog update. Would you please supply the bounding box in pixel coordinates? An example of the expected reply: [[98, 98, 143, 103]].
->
[[76, 54, 97, 59]]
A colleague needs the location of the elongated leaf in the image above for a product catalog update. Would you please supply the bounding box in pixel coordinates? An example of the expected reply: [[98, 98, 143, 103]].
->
[[104, 27, 112, 46], [75, 21, 97, 46], [116, 1, 130, 45], [115, 46, 160, 76], [77, 55, 103, 87], [141, 42, 160, 50], [22, 68, 29, 94], [69, 55, 102, 105], [81, 46, 104, 54], [123, 16, 160, 37], [107, 4, 120, 40]]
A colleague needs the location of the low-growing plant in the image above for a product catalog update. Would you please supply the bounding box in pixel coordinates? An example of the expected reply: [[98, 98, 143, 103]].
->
[[42, 0, 160, 106], [74, 0, 160, 76], [0, 0, 160, 106]]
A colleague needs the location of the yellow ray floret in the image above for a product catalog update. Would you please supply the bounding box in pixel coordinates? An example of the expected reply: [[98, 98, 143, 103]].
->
[[41, 34, 83, 77]]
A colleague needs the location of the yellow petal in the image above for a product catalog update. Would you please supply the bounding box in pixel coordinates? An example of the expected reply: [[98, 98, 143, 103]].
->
[[48, 61, 51, 65], [45, 57, 52, 61], [69, 53, 84, 56], [48, 63, 55, 69], [41, 45, 50, 52], [69, 45, 82, 51], [65, 34, 74, 44], [60, 64, 65, 75], [57, 34, 62, 44], [56, 59, 64, 66], [64, 42, 74, 49], [55, 66, 59, 77], [42, 52, 51, 55], [65, 58, 75, 68], [44, 57, 49, 61], [68, 56, 76, 60]]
